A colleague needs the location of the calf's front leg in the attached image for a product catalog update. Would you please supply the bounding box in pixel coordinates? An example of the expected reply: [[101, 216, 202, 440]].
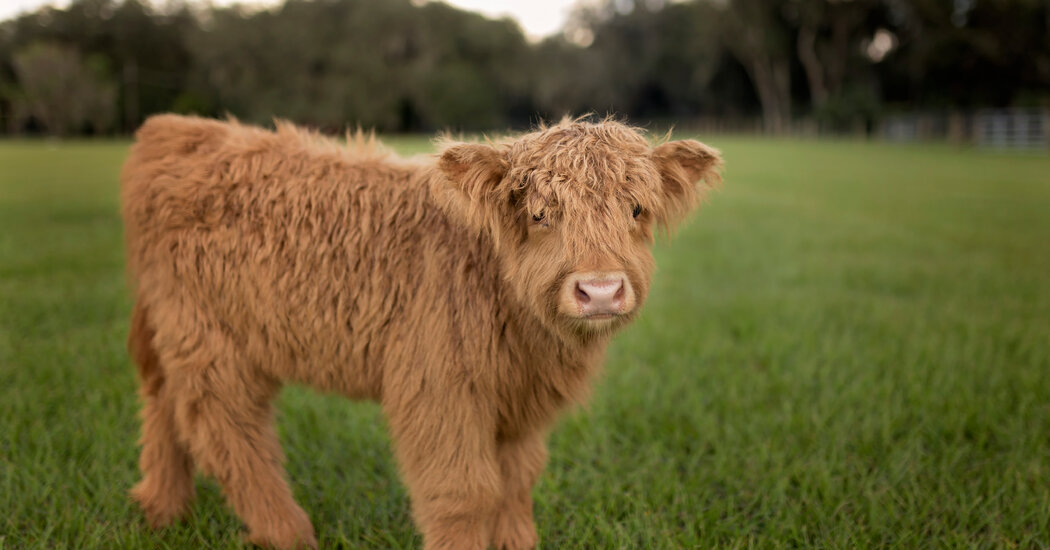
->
[[385, 386, 502, 550], [491, 431, 547, 550]]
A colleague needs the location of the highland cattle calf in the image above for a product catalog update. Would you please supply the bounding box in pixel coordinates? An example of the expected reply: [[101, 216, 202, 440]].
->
[[121, 114, 722, 549]]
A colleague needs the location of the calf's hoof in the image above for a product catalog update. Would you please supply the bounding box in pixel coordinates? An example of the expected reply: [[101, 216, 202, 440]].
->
[[243, 507, 317, 550], [130, 479, 193, 529], [492, 514, 538, 550]]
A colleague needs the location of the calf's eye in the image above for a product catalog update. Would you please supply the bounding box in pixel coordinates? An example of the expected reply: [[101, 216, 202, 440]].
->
[[632, 204, 642, 218], [532, 211, 546, 223]]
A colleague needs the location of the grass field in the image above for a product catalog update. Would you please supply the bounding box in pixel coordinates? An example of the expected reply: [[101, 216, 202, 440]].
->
[[1, 135, 1049, 549]]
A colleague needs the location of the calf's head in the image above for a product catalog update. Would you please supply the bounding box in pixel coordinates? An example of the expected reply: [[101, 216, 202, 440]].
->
[[433, 118, 721, 341]]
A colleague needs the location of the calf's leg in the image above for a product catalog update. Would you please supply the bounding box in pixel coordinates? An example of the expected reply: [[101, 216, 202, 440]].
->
[[385, 384, 502, 550], [164, 329, 316, 549], [128, 302, 196, 527], [491, 431, 547, 550], [131, 386, 197, 527]]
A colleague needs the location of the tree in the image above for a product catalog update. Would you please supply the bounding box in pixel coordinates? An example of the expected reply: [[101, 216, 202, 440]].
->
[[186, 0, 532, 131], [2, 0, 1048, 135], [716, 0, 794, 133], [538, 0, 723, 120], [9, 42, 116, 136], [786, 0, 883, 109]]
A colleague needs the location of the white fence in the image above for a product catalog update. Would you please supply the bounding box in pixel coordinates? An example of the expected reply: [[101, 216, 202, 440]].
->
[[881, 109, 1049, 150], [974, 109, 1048, 149]]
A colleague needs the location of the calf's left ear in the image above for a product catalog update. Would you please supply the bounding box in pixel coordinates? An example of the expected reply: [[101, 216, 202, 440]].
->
[[650, 139, 723, 228], [433, 142, 509, 235]]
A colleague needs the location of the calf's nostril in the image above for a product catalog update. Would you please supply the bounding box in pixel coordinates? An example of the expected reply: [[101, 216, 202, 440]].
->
[[613, 280, 626, 302], [575, 283, 591, 304]]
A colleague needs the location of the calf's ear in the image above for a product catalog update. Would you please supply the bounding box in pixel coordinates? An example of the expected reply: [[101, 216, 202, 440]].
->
[[433, 142, 509, 236], [650, 139, 723, 230]]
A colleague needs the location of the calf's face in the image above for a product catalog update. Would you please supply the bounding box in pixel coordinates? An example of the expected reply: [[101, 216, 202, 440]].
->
[[434, 120, 721, 340]]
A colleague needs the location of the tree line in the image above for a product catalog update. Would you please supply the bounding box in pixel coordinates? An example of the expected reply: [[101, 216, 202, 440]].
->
[[1, 0, 1047, 136]]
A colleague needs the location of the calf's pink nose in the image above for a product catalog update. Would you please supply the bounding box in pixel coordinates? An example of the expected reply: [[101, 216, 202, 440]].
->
[[575, 278, 626, 315]]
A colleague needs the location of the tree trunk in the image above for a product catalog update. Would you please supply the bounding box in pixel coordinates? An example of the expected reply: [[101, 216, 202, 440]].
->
[[729, 26, 792, 134], [743, 52, 791, 134], [797, 24, 828, 108], [826, 15, 852, 96], [123, 59, 139, 133]]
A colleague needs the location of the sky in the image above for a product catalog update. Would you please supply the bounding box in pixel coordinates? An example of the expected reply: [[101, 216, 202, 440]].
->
[[0, 0, 579, 40]]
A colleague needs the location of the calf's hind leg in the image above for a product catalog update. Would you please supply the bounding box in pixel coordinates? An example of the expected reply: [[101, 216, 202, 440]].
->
[[128, 302, 196, 527], [165, 329, 316, 549], [131, 387, 197, 527]]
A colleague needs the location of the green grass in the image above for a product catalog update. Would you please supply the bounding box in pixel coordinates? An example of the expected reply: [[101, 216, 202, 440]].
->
[[1, 135, 1049, 548]]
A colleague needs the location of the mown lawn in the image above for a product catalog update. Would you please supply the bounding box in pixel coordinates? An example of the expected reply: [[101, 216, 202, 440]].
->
[[1, 135, 1048, 549]]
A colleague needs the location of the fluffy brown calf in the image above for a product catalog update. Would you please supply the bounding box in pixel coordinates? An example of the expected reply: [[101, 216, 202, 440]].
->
[[121, 114, 721, 549]]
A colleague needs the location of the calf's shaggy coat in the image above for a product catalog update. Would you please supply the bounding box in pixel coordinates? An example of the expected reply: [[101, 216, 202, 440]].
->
[[121, 114, 721, 549]]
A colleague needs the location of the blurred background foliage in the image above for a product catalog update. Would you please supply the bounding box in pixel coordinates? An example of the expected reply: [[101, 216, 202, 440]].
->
[[0, 0, 1048, 135]]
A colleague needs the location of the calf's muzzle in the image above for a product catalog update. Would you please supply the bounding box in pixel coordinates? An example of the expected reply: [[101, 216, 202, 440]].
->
[[561, 271, 636, 319]]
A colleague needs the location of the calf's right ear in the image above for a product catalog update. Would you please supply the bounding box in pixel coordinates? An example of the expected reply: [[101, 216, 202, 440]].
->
[[433, 142, 509, 235]]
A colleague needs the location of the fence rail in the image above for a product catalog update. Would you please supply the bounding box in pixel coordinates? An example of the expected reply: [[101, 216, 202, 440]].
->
[[881, 109, 1049, 150], [974, 109, 1048, 149]]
